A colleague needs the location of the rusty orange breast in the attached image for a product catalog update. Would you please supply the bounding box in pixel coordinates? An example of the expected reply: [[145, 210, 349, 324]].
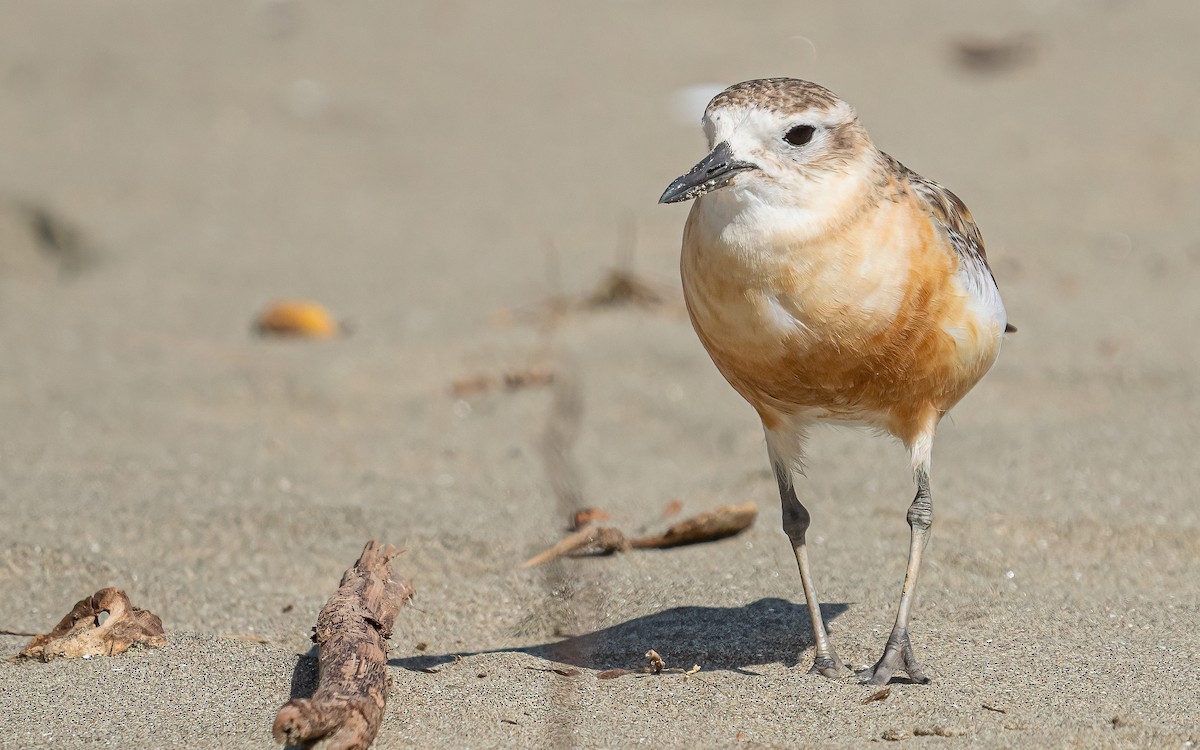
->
[[681, 193, 1001, 443]]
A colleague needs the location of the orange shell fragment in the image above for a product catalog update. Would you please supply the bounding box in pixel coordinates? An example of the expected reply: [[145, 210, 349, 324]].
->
[[255, 300, 341, 338]]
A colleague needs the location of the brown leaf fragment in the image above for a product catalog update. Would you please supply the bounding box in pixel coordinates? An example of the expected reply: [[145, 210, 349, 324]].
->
[[597, 668, 630, 680], [17, 588, 166, 661], [660, 499, 684, 519], [503, 367, 555, 391], [630, 502, 758, 549], [585, 269, 665, 309], [451, 367, 555, 398], [862, 687, 891, 704], [451, 375, 493, 397], [645, 649, 665, 674], [281, 604, 294, 614], [223, 633, 269, 644], [570, 507, 611, 531]]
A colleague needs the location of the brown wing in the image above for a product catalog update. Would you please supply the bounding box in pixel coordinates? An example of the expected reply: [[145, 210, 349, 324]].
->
[[883, 153, 1016, 333]]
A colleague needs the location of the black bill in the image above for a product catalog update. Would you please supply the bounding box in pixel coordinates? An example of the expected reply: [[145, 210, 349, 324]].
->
[[658, 140, 758, 204]]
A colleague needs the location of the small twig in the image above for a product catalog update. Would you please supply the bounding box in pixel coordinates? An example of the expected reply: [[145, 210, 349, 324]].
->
[[524, 665, 581, 677], [521, 503, 758, 568], [521, 525, 613, 569]]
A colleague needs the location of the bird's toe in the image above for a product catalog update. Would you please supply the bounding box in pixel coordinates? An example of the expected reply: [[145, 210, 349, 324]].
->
[[859, 631, 932, 685], [807, 654, 846, 679]]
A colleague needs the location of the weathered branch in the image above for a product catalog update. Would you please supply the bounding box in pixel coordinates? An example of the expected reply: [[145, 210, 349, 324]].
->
[[272, 541, 414, 750]]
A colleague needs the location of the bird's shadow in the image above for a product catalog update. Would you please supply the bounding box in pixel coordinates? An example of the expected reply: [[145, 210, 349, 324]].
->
[[390, 597, 849, 675]]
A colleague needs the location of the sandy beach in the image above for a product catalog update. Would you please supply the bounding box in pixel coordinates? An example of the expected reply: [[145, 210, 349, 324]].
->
[[1, 2, 1198, 747]]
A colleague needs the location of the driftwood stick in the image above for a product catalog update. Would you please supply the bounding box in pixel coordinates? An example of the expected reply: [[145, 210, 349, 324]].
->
[[272, 541, 414, 750]]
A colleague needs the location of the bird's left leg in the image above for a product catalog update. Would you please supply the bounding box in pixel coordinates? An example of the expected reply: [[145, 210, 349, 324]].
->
[[863, 436, 936, 685]]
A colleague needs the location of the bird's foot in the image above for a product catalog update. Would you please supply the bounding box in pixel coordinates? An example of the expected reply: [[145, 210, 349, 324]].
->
[[807, 652, 846, 679], [859, 629, 930, 685]]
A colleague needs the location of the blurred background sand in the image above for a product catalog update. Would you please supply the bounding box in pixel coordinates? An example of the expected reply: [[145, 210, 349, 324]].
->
[[1, 1, 1197, 747]]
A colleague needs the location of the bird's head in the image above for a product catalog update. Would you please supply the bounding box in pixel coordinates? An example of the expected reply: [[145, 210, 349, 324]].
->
[[660, 79, 878, 222]]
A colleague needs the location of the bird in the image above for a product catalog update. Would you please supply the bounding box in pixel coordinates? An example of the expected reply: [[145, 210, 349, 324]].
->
[[659, 78, 1011, 685]]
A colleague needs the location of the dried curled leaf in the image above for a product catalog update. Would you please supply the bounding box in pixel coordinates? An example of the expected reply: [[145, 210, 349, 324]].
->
[[17, 588, 165, 661], [645, 649, 665, 674], [255, 300, 342, 338]]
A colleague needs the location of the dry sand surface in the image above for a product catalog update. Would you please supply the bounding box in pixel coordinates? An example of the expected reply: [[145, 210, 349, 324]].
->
[[2, 2, 1198, 748]]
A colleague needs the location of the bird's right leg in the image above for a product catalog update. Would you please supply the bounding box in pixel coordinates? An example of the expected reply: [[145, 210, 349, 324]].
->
[[768, 437, 844, 678]]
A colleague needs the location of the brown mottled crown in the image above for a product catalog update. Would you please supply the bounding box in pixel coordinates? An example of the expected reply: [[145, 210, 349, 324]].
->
[[706, 78, 843, 117]]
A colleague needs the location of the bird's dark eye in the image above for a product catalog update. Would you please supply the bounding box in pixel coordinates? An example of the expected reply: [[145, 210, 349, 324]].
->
[[784, 125, 815, 146]]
